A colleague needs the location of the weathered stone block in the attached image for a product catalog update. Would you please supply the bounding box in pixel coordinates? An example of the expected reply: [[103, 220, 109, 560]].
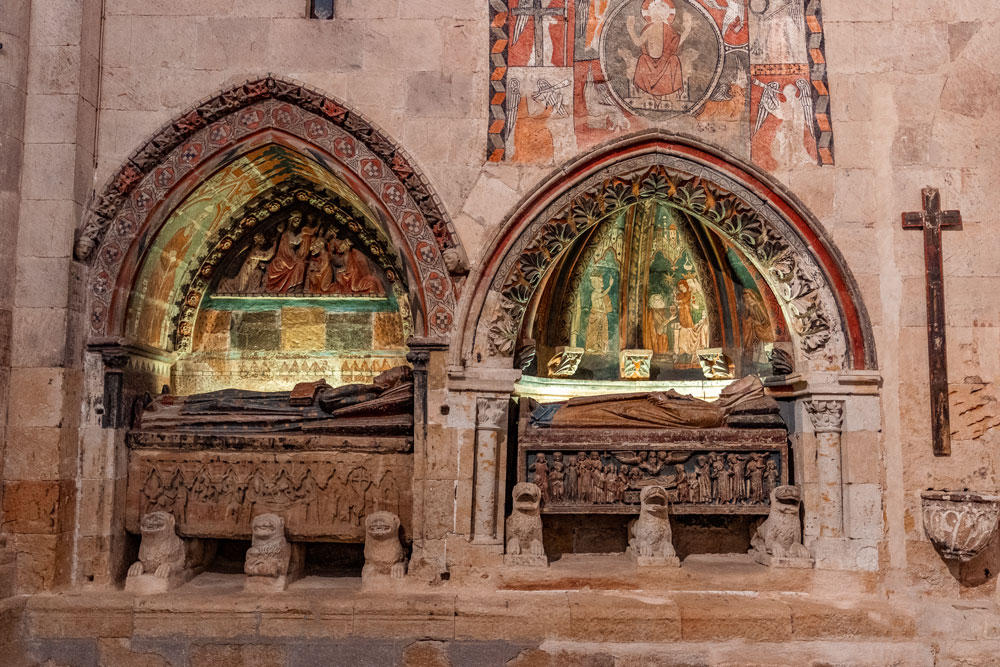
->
[[230, 310, 280, 351], [326, 311, 371, 350], [281, 306, 326, 351]]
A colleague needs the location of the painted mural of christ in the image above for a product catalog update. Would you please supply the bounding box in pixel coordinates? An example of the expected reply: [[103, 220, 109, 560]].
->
[[627, 0, 684, 97]]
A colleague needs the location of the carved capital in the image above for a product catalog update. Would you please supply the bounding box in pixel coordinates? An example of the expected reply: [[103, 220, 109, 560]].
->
[[805, 400, 844, 433], [476, 397, 507, 432]]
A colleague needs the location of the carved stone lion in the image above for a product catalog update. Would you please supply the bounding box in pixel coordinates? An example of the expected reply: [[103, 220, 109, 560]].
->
[[245, 514, 291, 578], [362, 511, 407, 582], [125, 512, 190, 593], [750, 485, 814, 568], [504, 482, 546, 567], [628, 486, 680, 567]]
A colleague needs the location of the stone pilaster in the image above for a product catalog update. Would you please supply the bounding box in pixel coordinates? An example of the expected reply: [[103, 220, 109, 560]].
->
[[805, 399, 846, 538], [472, 396, 507, 544]]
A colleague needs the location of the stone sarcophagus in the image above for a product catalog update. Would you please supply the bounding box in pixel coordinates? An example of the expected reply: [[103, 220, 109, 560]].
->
[[126, 367, 414, 543], [517, 376, 788, 515]]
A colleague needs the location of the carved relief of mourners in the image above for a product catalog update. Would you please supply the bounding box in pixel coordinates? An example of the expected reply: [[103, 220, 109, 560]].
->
[[517, 375, 789, 516]]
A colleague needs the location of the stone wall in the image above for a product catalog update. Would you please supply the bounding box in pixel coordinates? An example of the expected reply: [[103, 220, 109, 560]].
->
[[0, 0, 999, 607]]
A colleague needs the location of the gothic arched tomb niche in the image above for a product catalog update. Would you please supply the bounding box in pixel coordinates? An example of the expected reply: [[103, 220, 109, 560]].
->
[[526, 168, 788, 383], [124, 144, 410, 394]]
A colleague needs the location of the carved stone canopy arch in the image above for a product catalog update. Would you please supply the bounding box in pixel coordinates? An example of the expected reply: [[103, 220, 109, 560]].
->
[[80, 75, 466, 342], [460, 134, 876, 373]]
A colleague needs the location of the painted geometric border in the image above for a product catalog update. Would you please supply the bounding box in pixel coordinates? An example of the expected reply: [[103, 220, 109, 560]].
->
[[486, 0, 510, 163], [804, 0, 835, 166]]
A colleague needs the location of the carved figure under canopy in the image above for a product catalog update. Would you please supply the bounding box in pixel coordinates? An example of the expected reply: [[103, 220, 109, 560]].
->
[[530, 375, 766, 429], [135, 366, 413, 435]]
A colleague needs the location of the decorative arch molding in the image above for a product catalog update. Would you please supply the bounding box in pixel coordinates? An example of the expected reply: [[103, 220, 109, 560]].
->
[[457, 132, 877, 373], [80, 75, 466, 342]]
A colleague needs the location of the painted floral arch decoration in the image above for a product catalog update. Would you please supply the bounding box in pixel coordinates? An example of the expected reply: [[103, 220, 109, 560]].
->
[[80, 76, 463, 341]]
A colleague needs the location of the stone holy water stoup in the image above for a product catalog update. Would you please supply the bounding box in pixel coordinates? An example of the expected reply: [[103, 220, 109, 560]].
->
[[627, 486, 680, 568], [921, 490, 1000, 563], [244, 514, 303, 593], [125, 511, 209, 594]]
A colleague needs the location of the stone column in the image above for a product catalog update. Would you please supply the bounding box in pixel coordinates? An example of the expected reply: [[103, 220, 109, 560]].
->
[[806, 399, 845, 538], [472, 396, 507, 544]]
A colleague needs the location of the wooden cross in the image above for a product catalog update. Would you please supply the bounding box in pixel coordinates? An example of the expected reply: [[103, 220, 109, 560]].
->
[[512, 0, 566, 65], [902, 187, 963, 456]]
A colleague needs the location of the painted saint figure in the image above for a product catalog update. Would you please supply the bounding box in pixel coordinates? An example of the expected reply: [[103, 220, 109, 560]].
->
[[585, 272, 614, 353]]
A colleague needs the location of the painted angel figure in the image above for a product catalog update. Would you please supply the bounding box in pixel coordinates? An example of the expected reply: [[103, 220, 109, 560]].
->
[[753, 78, 815, 167], [702, 0, 745, 36]]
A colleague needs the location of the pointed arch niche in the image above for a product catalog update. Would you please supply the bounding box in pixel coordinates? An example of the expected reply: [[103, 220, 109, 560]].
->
[[80, 76, 466, 397], [455, 133, 882, 571]]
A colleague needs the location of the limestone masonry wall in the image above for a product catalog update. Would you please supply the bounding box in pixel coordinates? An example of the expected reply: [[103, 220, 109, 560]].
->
[[1, 1, 1000, 658]]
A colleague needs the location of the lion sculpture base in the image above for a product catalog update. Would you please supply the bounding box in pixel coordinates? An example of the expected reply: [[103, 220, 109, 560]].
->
[[125, 511, 210, 594], [749, 485, 814, 569], [244, 513, 304, 593], [504, 482, 548, 568], [361, 511, 408, 588], [626, 486, 680, 568]]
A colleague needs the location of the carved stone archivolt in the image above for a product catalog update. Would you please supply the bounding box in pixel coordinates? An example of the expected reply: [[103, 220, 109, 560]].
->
[[82, 76, 465, 342], [477, 153, 862, 372], [126, 451, 411, 543]]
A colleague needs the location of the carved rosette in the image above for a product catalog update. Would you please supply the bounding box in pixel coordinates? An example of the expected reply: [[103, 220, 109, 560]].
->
[[921, 490, 1000, 562], [483, 158, 848, 370], [805, 400, 844, 434], [620, 349, 653, 380]]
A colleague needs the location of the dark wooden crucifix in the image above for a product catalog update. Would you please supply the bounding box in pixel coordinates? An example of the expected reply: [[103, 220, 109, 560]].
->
[[902, 187, 963, 456], [512, 0, 567, 65]]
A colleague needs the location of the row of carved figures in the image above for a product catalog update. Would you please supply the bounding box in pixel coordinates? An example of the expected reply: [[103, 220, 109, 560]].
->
[[139, 462, 401, 529], [529, 451, 780, 505]]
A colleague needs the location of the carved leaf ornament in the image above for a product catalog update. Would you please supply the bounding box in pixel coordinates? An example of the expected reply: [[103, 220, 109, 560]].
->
[[488, 165, 838, 366]]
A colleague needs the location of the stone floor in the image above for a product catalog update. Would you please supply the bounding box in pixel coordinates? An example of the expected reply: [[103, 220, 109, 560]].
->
[[5, 554, 1000, 666]]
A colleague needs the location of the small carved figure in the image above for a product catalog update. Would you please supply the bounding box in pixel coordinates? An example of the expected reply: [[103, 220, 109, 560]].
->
[[730, 454, 748, 503], [674, 464, 690, 503], [750, 486, 813, 568], [693, 455, 711, 503], [530, 453, 550, 503], [566, 453, 579, 502], [550, 455, 566, 503], [748, 453, 767, 503], [628, 486, 680, 567], [575, 451, 590, 503], [764, 458, 779, 499], [588, 452, 603, 503], [362, 511, 407, 582], [126, 512, 199, 594], [505, 483, 547, 567]]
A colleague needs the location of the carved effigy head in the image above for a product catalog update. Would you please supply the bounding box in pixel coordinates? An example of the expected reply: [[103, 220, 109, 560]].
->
[[771, 485, 802, 515], [139, 511, 175, 536], [639, 486, 669, 517], [512, 482, 542, 513], [365, 511, 401, 540], [251, 513, 285, 545]]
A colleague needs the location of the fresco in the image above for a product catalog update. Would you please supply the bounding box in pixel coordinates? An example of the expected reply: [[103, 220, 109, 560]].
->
[[529, 194, 791, 382], [487, 0, 834, 168], [126, 144, 387, 350]]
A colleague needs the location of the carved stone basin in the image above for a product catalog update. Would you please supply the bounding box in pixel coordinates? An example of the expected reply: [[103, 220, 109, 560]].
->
[[921, 490, 1000, 562]]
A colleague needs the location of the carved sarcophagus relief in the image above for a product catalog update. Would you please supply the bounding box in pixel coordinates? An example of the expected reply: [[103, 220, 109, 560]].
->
[[517, 376, 788, 515], [126, 366, 414, 543]]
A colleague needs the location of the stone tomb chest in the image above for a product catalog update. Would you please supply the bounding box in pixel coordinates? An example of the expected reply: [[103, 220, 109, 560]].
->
[[126, 370, 414, 543], [517, 377, 788, 516]]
